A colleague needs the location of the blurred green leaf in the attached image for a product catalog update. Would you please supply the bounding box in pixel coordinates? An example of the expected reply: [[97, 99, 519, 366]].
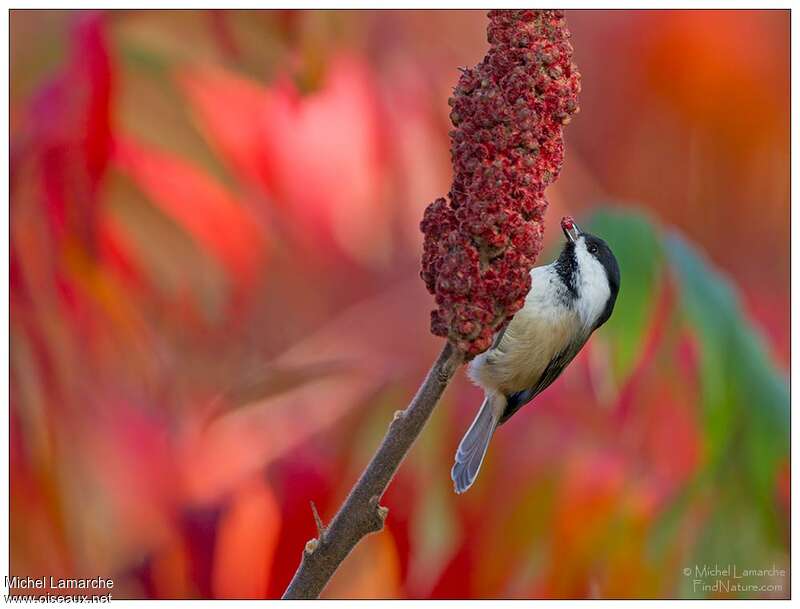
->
[[582, 208, 663, 379], [664, 232, 788, 538], [597, 214, 792, 582], [665, 233, 737, 463]]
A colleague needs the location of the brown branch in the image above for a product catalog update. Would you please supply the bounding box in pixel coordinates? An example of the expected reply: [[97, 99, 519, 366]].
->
[[282, 342, 464, 599]]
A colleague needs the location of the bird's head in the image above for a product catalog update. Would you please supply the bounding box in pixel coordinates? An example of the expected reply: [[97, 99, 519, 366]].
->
[[556, 216, 620, 330]]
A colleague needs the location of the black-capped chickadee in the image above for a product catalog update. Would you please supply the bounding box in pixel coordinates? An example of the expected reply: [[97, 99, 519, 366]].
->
[[452, 216, 620, 494]]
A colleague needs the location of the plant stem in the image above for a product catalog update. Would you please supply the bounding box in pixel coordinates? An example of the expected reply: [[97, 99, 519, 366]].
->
[[281, 341, 463, 599]]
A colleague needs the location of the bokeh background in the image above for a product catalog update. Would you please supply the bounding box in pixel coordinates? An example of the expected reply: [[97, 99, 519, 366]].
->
[[10, 9, 789, 599]]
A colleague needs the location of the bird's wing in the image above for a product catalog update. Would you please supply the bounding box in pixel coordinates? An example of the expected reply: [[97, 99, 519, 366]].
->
[[490, 323, 509, 350], [498, 338, 586, 425]]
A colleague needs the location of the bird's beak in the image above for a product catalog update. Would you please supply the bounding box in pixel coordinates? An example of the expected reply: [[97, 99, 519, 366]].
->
[[561, 216, 581, 243]]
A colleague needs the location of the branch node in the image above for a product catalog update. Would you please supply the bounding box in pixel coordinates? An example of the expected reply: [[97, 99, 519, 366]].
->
[[377, 505, 389, 522], [304, 538, 319, 555], [365, 495, 388, 531], [392, 409, 405, 421]]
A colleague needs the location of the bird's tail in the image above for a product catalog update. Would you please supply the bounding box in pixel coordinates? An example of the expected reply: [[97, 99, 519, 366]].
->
[[451, 394, 504, 494]]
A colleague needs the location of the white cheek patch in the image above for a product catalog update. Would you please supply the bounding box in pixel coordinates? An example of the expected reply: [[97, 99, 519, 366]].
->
[[574, 239, 611, 331]]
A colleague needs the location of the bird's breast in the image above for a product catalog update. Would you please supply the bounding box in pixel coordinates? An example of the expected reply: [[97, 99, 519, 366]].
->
[[469, 296, 582, 395]]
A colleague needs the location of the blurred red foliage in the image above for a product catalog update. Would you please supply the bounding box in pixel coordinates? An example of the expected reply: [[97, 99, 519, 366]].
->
[[10, 9, 788, 599]]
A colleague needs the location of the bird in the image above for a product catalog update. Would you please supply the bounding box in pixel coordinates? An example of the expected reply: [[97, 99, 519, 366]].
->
[[451, 216, 620, 494]]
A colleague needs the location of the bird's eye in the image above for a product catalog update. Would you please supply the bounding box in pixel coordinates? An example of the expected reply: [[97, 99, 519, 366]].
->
[[587, 244, 598, 254]]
